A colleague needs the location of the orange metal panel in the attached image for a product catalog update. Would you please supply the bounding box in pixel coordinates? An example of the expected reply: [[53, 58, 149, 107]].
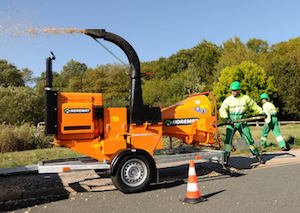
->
[[54, 137, 104, 161], [59, 92, 103, 106], [53, 91, 218, 162], [57, 92, 103, 140], [104, 108, 127, 139], [99, 138, 127, 159], [61, 102, 94, 134], [54, 136, 127, 162], [162, 95, 212, 119], [129, 123, 163, 156], [161, 94, 216, 146]]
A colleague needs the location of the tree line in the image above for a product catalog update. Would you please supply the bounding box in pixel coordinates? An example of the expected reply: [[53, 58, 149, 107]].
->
[[1, 36, 300, 127]]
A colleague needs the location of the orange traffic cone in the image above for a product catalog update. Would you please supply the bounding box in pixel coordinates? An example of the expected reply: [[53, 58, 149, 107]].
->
[[183, 160, 207, 204]]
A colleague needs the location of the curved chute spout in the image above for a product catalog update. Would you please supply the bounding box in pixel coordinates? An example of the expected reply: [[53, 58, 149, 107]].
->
[[85, 29, 161, 124]]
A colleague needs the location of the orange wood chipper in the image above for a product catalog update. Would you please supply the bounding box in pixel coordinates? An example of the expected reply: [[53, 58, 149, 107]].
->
[[44, 29, 224, 193]]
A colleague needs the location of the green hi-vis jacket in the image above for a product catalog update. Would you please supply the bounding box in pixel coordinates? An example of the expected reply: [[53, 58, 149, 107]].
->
[[219, 94, 263, 121], [263, 101, 277, 124]]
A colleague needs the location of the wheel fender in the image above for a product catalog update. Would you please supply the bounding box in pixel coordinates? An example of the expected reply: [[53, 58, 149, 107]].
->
[[110, 149, 156, 180]]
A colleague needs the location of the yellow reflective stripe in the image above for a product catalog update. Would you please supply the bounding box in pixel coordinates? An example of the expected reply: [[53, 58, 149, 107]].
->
[[229, 104, 245, 108], [229, 107, 245, 111], [261, 137, 267, 141], [264, 102, 277, 115], [229, 105, 245, 114], [223, 103, 228, 108], [276, 136, 284, 142], [248, 145, 257, 151], [248, 99, 254, 107], [229, 112, 245, 115], [220, 98, 230, 119], [219, 106, 229, 118], [252, 104, 263, 114], [229, 110, 245, 114], [223, 144, 232, 152]]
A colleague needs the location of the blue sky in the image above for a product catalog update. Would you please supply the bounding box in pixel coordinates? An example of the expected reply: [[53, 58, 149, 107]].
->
[[0, 0, 300, 78]]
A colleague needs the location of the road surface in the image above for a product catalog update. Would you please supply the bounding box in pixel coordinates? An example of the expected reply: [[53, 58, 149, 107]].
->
[[1, 150, 300, 212], [14, 163, 300, 213]]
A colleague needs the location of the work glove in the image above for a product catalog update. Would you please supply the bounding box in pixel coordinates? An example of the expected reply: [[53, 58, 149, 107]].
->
[[263, 113, 267, 119], [226, 119, 234, 126], [263, 113, 271, 124], [265, 116, 271, 124]]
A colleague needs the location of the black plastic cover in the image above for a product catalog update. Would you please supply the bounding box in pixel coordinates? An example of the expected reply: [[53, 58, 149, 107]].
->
[[45, 90, 58, 135], [128, 106, 161, 125]]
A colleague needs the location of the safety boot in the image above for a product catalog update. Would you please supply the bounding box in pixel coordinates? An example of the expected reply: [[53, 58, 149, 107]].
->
[[222, 163, 233, 174], [260, 147, 267, 153], [281, 145, 290, 151], [256, 155, 265, 164], [286, 136, 295, 145]]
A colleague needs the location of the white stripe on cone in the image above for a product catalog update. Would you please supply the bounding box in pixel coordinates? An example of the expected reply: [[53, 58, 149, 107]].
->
[[188, 167, 196, 176], [187, 182, 199, 192]]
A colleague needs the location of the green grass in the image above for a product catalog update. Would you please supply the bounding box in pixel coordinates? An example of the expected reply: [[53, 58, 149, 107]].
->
[[1, 124, 299, 168], [0, 147, 80, 168], [217, 124, 300, 154], [162, 124, 300, 154]]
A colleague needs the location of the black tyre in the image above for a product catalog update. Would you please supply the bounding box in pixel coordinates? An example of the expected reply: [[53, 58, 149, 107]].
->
[[111, 154, 152, 193]]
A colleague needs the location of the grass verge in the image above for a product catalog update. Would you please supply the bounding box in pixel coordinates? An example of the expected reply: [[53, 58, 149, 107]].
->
[[0, 147, 80, 168], [218, 124, 300, 155], [1, 124, 299, 168]]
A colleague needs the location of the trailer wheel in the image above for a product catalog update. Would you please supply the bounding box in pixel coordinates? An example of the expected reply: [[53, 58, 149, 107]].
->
[[111, 154, 152, 193]]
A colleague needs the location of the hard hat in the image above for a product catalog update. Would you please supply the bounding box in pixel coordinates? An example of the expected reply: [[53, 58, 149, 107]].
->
[[230, 81, 240, 91], [260, 93, 269, 100]]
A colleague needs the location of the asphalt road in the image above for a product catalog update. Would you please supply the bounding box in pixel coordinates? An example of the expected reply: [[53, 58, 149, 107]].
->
[[14, 163, 300, 213]]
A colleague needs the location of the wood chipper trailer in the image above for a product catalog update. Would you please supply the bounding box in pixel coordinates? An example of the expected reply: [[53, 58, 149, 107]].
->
[[41, 29, 225, 193]]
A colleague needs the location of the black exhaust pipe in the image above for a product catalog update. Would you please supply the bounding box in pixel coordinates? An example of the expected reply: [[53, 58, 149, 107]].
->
[[45, 51, 55, 89], [45, 52, 58, 135]]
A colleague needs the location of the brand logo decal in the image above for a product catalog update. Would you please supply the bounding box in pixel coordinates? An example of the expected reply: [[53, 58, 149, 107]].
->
[[64, 108, 90, 114], [163, 118, 198, 126]]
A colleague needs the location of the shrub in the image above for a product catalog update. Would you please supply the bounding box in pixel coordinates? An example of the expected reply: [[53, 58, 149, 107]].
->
[[0, 123, 53, 153], [213, 61, 277, 108], [0, 86, 44, 125]]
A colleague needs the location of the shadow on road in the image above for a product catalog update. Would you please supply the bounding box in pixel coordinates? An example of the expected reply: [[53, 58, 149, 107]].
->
[[158, 163, 238, 181], [228, 156, 258, 169], [228, 152, 296, 170], [263, 152, 295, 161], [178, 189, 226, 202], [0, 161, 247, 211], [0, 173, 70, 212], [202, 189, 226, 199], [149, 180, 185, 191], [152, 162, 245, 189]]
